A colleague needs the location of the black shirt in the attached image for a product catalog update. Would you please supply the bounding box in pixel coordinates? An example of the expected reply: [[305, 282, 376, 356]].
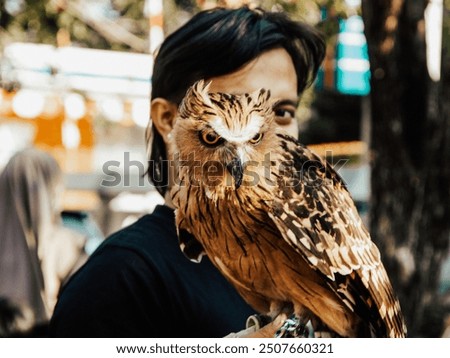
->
[[49, 205, 255, 337]]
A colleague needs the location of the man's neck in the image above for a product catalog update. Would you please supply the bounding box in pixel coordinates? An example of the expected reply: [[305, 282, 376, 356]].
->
[[164, 190, 176, 209]]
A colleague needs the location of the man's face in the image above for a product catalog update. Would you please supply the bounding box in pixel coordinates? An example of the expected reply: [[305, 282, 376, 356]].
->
[[160, 47, 300, 199], [207, 47, 299, 139]]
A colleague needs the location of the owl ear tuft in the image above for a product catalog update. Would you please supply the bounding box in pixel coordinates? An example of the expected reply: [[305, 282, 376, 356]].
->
[[192, 79, 212, 97], [249, 88, 271, 106], [179, 80, 213, 117]]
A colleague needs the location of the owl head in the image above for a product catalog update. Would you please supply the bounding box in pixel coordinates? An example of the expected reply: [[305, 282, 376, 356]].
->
[[171, 80, 277, 191]]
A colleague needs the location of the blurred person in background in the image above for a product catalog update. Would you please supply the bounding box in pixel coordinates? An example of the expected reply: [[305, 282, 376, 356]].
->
[[0, 148, 87, 335], [0, 297, 36, 337], [50, 6, 325, 337]]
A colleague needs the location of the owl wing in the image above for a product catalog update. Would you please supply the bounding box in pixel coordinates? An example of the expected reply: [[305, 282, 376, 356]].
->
[[267, 133, 406, 337]]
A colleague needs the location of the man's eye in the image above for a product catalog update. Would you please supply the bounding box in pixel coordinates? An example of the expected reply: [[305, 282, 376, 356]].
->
[[274, 109, 295, 124]]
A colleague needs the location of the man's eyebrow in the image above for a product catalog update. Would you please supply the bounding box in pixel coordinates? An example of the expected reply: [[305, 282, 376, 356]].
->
[[272, 99, 300, 108]]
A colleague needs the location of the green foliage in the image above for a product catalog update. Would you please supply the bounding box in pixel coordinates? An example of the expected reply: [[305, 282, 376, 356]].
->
[[0, 0, 358, 51], [0, 0, 392, 96], [0, 0, 146, 51], [111, 0, 147, 36]]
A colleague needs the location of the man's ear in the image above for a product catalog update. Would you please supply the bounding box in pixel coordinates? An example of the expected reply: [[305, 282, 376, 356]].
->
[[151, 98, 178, 144]]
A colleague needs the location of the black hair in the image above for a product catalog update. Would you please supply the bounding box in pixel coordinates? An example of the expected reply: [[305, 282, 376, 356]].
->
[[148, 6, 325, 197]]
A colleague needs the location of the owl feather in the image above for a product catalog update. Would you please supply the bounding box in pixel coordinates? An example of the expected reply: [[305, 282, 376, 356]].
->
[[170, 80, 407, 338]]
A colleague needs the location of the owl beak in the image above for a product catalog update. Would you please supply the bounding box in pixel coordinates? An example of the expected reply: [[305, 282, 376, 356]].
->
[[226, 157, 243, 189]]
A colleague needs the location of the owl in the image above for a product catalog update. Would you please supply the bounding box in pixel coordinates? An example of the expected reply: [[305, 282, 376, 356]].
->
[[170, 80, 407, 338]]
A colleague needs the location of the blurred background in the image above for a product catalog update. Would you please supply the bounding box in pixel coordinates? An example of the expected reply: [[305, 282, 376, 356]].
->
[[0, 0, 448, 337]]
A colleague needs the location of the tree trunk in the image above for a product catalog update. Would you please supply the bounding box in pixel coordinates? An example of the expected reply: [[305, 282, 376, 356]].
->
[[361, 0, 450, 337]]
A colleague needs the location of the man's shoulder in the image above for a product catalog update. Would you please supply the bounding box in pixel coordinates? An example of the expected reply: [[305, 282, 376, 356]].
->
[[49, 206, 179, 337], [96, 205, 176, 256], [56, 206, 178, 294], [66, 205, 179, 281]]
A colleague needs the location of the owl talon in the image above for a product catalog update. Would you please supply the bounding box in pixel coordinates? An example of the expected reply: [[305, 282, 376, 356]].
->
[[275, 315, 310, 338]]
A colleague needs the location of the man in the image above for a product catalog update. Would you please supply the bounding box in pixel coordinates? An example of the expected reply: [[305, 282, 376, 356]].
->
[[49, 6, 325, 337]]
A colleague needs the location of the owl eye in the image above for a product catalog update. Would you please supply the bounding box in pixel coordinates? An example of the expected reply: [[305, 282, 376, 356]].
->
[[249, 132, 264, 144], [199, 130, 224, 147]]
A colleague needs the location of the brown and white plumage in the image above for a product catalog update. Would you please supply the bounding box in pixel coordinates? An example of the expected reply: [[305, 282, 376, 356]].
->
[[170, 80, 407, 337]]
